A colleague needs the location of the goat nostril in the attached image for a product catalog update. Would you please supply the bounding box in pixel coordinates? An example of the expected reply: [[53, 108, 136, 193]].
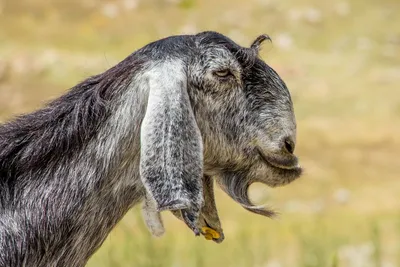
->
[[284, 138, 295, 154]]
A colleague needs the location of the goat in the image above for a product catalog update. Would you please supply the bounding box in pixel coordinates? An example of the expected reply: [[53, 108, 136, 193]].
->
[[0, 31, 302, 267]]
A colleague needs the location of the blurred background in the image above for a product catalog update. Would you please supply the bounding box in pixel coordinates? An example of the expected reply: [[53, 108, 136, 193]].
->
[[0, 0, 399, 266]]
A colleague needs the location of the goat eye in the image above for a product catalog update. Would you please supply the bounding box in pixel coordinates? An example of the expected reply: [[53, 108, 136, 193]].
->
[[214, 69, 231, 78]]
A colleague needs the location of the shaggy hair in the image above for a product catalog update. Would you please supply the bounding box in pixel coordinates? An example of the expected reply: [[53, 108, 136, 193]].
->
[[0, 31, 301, 267]]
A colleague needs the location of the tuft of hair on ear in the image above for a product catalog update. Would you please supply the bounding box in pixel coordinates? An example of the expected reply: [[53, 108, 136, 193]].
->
[[216, 171, 277, 218], [250, 34, 272, 52]]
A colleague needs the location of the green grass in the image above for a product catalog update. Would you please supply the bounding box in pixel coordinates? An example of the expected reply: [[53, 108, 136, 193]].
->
[[0, 0, 399, 266]]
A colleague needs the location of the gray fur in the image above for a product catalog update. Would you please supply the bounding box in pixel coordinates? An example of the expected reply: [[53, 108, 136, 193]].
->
[[140, 61, 204, 234], [0, 31, 302, 266], [142, 194, 165, 237]]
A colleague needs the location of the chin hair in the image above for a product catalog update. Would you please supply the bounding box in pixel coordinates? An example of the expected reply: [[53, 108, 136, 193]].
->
[[216, 170, 277, 218]]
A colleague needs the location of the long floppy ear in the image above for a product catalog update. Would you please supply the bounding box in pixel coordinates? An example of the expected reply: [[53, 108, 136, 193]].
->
[[140, 60, 204, 235]]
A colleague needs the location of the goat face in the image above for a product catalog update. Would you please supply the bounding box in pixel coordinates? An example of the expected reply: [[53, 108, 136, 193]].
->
[[190, 32, 302, 216], [139, 31, 302, 233], [190, 32, 301, 178]]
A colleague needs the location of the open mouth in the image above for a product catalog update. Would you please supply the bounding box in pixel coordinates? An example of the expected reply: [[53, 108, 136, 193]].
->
[[257, 148, 302, 174]]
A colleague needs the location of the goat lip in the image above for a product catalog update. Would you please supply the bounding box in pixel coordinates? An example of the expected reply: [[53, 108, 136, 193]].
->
[[257, 148, 301, 171]]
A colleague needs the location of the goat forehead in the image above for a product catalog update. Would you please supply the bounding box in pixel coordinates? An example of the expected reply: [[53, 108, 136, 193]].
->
[[140, 32, 251, 66], [200, 48, 239, 68], [142, 35, 195, 60], [196, 31, 241, 49]]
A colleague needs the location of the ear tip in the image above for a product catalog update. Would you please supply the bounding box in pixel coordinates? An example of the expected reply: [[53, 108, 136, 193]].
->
[[151, 228, 166, 237], [156, 199, 191, 212]]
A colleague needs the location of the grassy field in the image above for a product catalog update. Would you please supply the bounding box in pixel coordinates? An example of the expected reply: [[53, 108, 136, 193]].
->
[[0, 0, 399, 266]]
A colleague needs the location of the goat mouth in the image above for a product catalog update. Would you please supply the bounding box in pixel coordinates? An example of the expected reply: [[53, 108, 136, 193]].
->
[[202, 220, 224, 243], [257, 148, 302, 174]]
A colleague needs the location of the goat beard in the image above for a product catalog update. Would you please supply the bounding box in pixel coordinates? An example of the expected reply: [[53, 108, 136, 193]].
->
[[216, 171, 277, 218]]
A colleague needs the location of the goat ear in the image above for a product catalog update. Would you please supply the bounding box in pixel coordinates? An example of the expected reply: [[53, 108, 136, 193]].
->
[[142, 194, 165, 237], [140, 61, 204, 235]]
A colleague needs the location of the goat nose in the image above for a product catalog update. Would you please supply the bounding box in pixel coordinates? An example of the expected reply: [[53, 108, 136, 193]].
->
[[282, 136, 295, 154]]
